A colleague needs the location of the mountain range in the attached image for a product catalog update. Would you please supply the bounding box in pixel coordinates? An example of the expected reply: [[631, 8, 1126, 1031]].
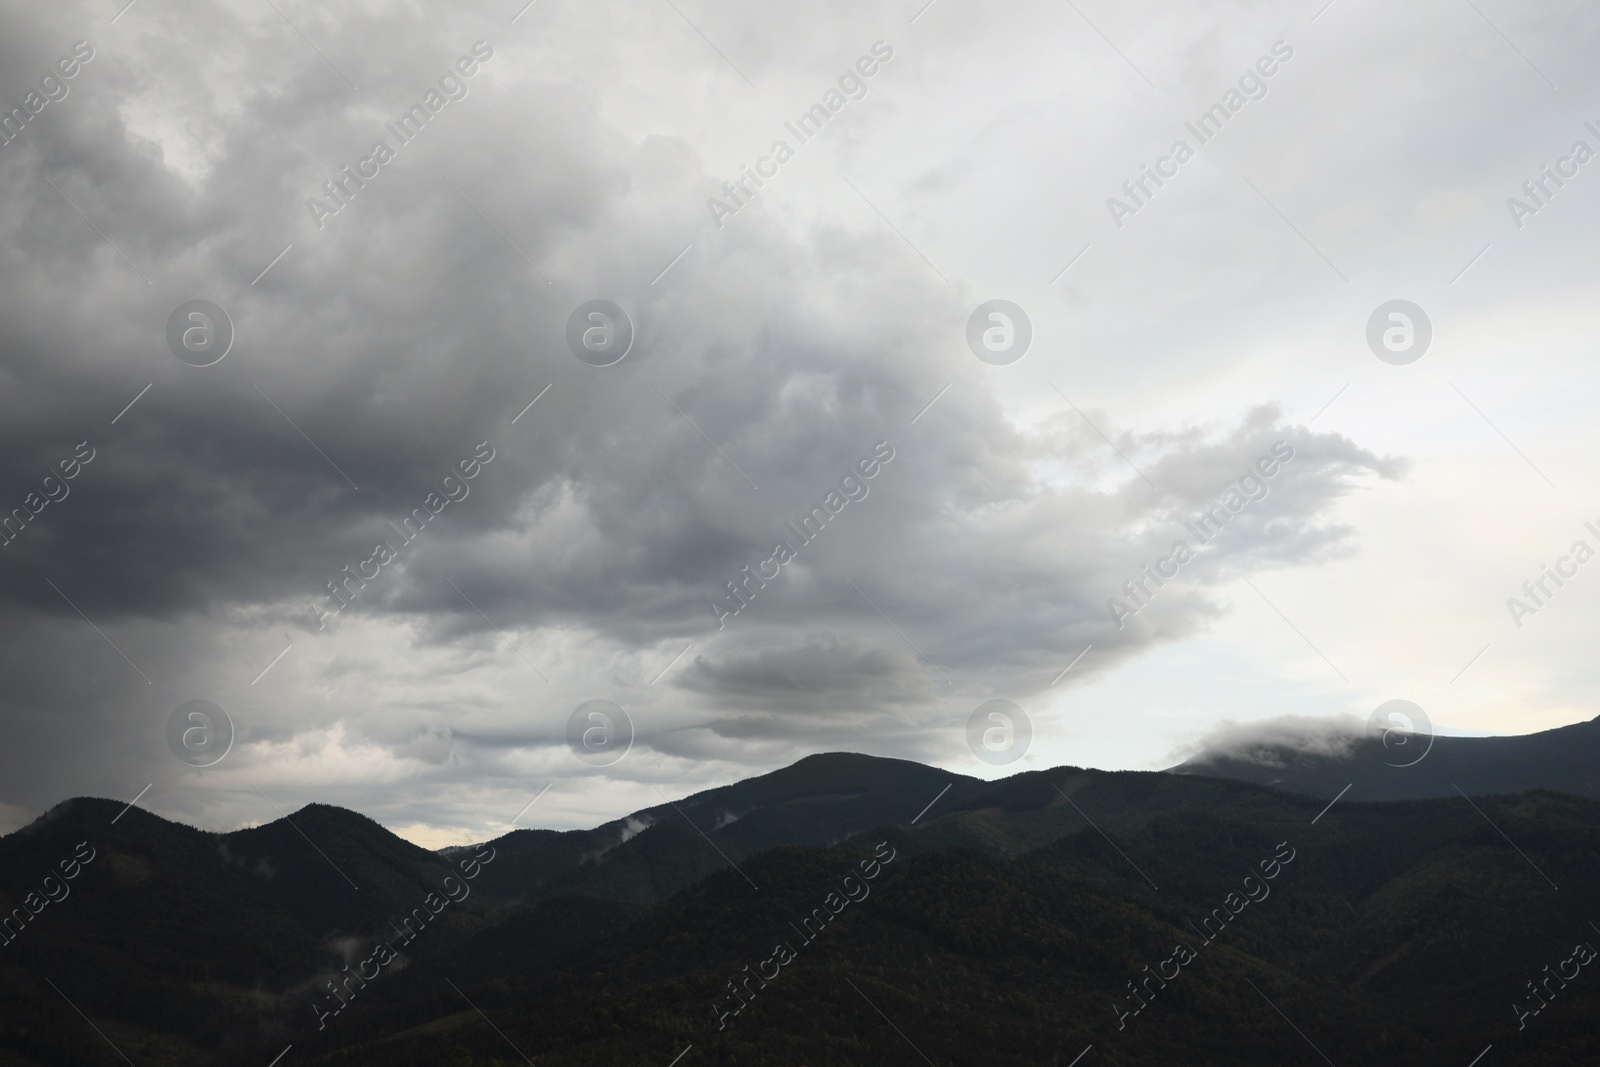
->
[[1172, 713, 1600, 801], [1, 735, 1598, 1065]]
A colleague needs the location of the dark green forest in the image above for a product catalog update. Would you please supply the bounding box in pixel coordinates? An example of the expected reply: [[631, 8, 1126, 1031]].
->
[[2, 753, 1597, 1065]]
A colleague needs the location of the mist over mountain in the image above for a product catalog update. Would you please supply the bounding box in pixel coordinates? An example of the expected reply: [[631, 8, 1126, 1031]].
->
[[1172, 714, 1600, 802]]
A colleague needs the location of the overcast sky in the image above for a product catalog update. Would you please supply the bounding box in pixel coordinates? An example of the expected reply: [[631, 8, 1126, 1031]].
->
[[2, 0, 1597, 846]]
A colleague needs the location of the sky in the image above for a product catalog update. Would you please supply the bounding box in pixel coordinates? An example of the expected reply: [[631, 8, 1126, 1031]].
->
[[1, 0, 1597, 847]]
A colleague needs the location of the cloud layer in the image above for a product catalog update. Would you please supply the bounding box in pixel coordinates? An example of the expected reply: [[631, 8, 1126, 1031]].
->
[[3, 0, 1592, 843]]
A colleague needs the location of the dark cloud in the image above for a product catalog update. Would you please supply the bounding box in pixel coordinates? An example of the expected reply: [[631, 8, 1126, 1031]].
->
[[0, 0, 1489, 842]]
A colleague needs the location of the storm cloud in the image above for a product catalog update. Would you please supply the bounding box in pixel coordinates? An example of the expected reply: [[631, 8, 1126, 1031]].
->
[[2, 0, 1589, 843]]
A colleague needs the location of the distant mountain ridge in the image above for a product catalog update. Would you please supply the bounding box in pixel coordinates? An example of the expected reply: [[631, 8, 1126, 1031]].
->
[[1170, 713, 1600, 802], [5, 748, 1600, 1064]]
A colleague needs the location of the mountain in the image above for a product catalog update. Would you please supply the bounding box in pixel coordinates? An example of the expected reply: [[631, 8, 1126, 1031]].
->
[[278, 780, 1600, 1067], [321, 793, 1600, 1067], [471, 751, 971, 906], [1170, 714, 1600, 802], [0, 796, 516, 1066], [3, 753, 1599, 1065]]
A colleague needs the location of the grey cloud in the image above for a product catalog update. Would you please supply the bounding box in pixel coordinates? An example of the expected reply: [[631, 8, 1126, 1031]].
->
[[1, 0, 1519, 842], [677, 634, 938, 714]]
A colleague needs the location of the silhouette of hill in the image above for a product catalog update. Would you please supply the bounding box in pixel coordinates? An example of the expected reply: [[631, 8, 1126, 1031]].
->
[[3, 753, 1599, 1064], [471, 752, 972, 905]]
